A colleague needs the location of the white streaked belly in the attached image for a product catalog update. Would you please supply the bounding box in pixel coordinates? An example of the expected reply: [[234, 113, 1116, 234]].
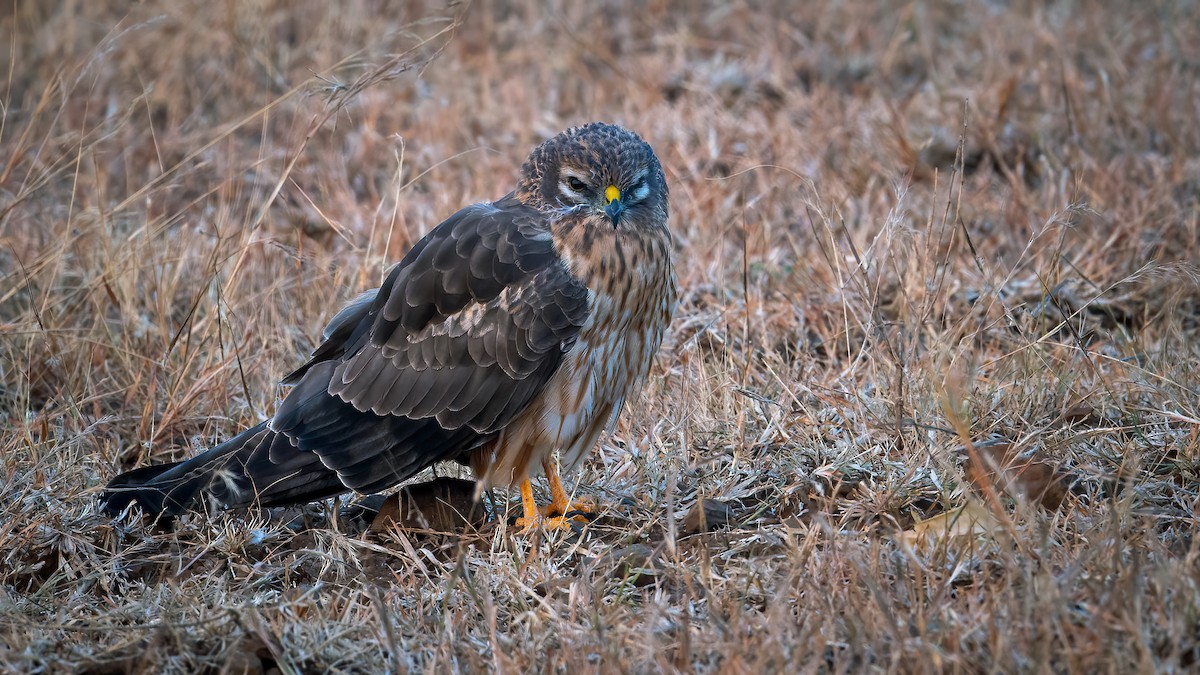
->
[[474, 265, 674, 488]]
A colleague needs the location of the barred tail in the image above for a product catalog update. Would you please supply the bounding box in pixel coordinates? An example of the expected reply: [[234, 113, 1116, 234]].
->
[[101, 422, 346, 520]]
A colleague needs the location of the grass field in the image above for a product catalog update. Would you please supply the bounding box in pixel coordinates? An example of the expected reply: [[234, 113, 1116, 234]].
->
[[3, 1, 1199, 672]]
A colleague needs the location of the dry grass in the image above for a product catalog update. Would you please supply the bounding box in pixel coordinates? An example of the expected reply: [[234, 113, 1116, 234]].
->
[[3, 1, 1199, 672]]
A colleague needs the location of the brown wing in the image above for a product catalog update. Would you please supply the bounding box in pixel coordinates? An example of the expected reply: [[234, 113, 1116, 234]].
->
[[267, 195, 590, 493]]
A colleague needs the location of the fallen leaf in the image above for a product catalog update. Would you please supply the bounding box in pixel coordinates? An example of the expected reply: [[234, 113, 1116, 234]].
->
[[592, 543, 661, 586], [1061, 404, 1100, 426], [681, 498, 735, 535], [899, 502, 999, 549], [964, 441, 1069, 510]]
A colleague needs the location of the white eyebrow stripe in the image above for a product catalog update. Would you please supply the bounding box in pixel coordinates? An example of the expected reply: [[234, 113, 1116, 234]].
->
[[631, 181, 650, 202], [561, 168, 589, 182]]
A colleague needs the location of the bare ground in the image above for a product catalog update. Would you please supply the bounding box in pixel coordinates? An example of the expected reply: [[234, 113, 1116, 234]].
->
[[2, 1, 1199, 672]]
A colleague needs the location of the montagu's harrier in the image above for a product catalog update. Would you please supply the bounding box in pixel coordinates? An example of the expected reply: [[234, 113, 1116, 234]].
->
[[102, 123, 677, 530]]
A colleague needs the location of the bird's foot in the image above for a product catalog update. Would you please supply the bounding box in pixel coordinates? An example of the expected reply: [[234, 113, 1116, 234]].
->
[[512, 513, 578, 532], [551, 494, 597, 519], [513, 499, 598, 531], [512, 473, 599, 532]]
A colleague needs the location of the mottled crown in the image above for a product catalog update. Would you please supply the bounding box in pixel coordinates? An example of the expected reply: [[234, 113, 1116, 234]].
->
[[516, 123, 668, 221]]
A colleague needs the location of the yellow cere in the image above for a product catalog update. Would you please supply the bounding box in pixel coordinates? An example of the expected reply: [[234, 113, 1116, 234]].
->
[[605, 185, 621, 204]]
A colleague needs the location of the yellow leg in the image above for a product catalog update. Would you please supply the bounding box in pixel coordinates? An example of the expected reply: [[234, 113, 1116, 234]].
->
[[510, 460, 597, 531], [543, 457, 596, 518], [519, 478, 539, 525]]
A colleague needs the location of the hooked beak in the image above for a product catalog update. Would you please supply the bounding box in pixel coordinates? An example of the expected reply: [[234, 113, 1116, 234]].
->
[[603, 185, 624, 226]]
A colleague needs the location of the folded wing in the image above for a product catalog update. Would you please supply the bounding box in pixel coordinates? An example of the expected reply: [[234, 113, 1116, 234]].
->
[[270, 195, 590, 493]]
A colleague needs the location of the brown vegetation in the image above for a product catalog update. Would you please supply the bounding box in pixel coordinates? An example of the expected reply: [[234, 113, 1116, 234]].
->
[[2, 1, 1198, 672]]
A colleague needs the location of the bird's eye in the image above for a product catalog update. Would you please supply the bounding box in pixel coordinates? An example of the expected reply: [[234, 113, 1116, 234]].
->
[[630, 179, 650, 203], [566, 176, 587, 192]]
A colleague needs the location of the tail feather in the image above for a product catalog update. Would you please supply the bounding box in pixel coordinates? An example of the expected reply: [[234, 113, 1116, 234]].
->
[[101, 461, 196, 517], [101, 422, 346, 520]]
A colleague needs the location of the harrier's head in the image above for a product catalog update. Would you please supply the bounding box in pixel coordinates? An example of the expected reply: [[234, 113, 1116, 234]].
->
[[516, 123, 668, 232]]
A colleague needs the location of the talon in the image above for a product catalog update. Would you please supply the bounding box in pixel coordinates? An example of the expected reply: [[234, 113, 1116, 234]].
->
[[564, 508, 598, 521]]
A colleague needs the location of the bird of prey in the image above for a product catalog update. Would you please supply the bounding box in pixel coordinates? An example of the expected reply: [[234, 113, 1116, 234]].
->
[[102, 122, 677, 531]]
